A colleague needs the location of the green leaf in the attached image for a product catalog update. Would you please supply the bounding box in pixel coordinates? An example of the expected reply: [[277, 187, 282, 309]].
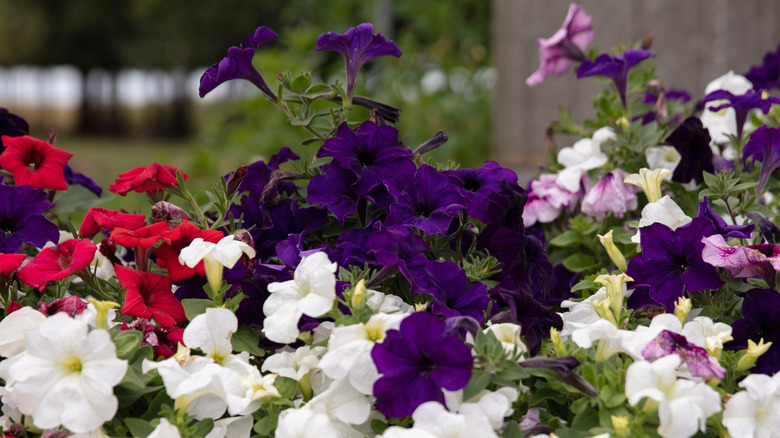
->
[[182, 298, 214, 321], [571, 279, 596, 292], [462, 370, 492, 401], [501, 421, 523, 438], [702, 171, 717, 189], [113, 330, 143, 359], [187, 418, 213, 438], [254, 414, 278, 436], [232, 326, 266, 356], [562, 253, 599, 272], [125, 418, 155, 438], [275, 377, 298, 400], [549, 230, 584, 247], [291, 73, 311, 93]]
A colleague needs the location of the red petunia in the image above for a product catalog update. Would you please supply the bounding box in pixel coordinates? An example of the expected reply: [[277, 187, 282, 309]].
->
[[79, 207, 147, 238], [0, 252, 27, 276], [110, 221, 171, 271], [17, 239, 97, 291], [0, 135, 73, 190], [37, 295, 89, 317], [109, 163, 188, 196], [153, 220, 224, 281], [110, 221, 171, 249], [116, 265, 185, 326]]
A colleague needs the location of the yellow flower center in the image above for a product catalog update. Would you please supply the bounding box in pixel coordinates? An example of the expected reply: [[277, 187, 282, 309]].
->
[[60, 355, 82, 373]]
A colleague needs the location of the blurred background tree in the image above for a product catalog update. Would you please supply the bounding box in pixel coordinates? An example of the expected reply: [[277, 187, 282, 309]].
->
[[0, 0, 493, 189]]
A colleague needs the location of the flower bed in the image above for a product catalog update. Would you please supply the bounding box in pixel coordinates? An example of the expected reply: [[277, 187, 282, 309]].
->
[[2, 4, 780, 437]]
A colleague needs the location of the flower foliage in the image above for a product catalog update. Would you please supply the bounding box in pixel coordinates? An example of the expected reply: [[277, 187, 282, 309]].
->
[[3, 8, 780, 438]]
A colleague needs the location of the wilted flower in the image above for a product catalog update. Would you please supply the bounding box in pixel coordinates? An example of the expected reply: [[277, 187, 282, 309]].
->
[[526, 3, 594, 86], [581, 170, 637, 219], [743, 125, 780, 195]]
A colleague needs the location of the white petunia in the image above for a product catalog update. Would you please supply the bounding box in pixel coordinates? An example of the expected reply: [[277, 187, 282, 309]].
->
[[559, 287, 608, 337], [631, 195, 692, 243], [204, 415, 254, 438], [319, 313, 405, 394], [483, 323, 527, 357], [625, 355, 721, 438], [263, 252, 338, 344], [445, 387, 519, 430], [275, 407, 343, 438], [722, 373, 780, 438], [0, 306, 46, 357], [556, 127, 613, 192], [261, 345, 326, 381], [179, 235, 256, 293], [381, 401, 498, 438], [148, 418, 182, 438], [6, 313, 128, 433], [644, 146, 681, 179], [183, 308, 237, 363]]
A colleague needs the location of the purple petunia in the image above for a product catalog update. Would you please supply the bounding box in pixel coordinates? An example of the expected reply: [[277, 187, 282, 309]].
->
[[526, 3, 594, 87], [727, 288, 780, 375], [199, 26, 279, 100], [697, 196, 754, 239], [385, 164, 467, 236], [745, 44, 780, 91], [626, 217, 724, 311], [577, 49, 655, 108], [410, 259, 491, 324], [0, 184, 60, 253], [742, 125, 780, 195], [371, 311, 473, 418], [316, 23, 402, 100], [701, 90, 780, 142]]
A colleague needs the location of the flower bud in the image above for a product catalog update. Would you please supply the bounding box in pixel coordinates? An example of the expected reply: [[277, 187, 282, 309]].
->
[[351, 279, 366, 310], [624, 168, 671, 203], [611, 415, 630, 437], [598, 230, 627, 272], [737, 338, 772, 371], [594, 273, 632, 325], [550, 327, 566, 356], [674, 296, 692, 325]]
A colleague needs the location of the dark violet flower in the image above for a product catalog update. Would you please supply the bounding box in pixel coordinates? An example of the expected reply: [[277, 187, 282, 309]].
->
[[697, 196, 754, 239], [743, 125, 780, 195], [727, 288, 780, 375], [519, 356, 597, 397], [577, 49, 655, 108], [444, 161, 518, 213], [410, 260, 491, 324], [0, 135, 73, 191], [627, 218, 724, 311], [17, 239, 98, 291], [385, 164, 467, 236], [307, 162, 360, 225], [489, 280, 561, 355], [468, 179, 528, 230], [642, 330, 725, 379], [366, 224, 430, 280], [317, 121, 415, 197], [745, 44, 780, 91], [371, 312, 473, 418], [316, 23, 402, 100], [0, 184, 60, 253], [526, 3, 594, 86], [701, 234, 780, 288], [413, 130, 448, 156], [0, 108, 29, 152], [702, 90, 780, 141], [63, 164, 102, 197], [664, 116, 714, 185], [199, 26, 279, 101], [744, 211, 780, 244]]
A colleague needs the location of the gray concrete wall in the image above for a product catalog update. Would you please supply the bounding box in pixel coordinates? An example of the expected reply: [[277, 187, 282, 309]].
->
[[493, 0, 780, 184]]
